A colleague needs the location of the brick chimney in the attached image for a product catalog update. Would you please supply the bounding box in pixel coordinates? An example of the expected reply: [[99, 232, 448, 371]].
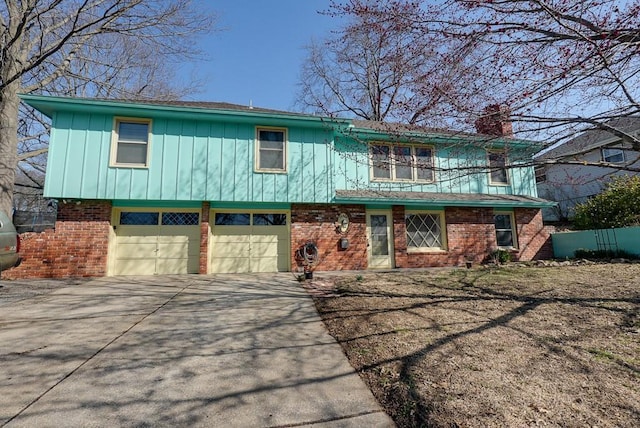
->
[[475, 104, 513, 137]]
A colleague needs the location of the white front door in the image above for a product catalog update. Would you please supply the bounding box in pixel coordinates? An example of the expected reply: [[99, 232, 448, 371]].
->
[[366, 210, 394, 269]]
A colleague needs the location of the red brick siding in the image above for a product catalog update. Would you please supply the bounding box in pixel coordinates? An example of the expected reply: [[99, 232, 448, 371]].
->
[[3, 200, 111, 279], [291, 204, 553, 271], [199, 202, 210, 274], [394, 206, 496, 268], [515, 208, 554, 260], [291, 204, 368, 271], [3, 201, 553, 278]]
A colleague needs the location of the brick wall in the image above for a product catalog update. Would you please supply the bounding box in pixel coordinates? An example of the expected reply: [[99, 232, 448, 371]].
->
[[291, 204, 553, 272], [199, 202, 210, 274], [2, 200, 112, 279], [515, 208, 554, 260], [394, 206, 497, 268], [291, 204, 368, 271]]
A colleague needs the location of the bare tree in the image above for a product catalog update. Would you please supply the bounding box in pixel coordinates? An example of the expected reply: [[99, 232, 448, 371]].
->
[[296, 1, 488, 129], [0, 0, 214, 216], [326, 0, 640, 170]]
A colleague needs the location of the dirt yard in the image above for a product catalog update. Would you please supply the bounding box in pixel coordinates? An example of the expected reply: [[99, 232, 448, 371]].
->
[[312, 264, 640, 427]]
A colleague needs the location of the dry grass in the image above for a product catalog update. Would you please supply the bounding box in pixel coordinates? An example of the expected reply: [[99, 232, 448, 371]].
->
[[313, 265, 640, 427]]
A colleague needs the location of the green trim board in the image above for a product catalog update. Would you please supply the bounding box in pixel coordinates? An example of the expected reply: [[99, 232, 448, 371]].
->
[[209, 202, 291, 210], [112, 200, 202, 208]]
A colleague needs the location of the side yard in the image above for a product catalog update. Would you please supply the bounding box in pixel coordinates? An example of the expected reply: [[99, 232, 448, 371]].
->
[[313, 265, 640, 427]]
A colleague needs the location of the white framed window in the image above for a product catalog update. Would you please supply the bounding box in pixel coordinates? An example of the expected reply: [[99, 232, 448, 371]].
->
[[602, 148, 625, 163], [494, 211, 517, 249], [488, 150, 509, 185], [256, 127, 287, 172], [405, 210, 447, 252], [110, 118, 151, 167], [534, 165, 547, 183], [370, 143, 434, 182]]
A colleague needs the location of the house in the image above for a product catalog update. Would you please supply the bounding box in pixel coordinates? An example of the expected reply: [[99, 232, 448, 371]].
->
[[536, 117, 640, 221], [5, 95, 554, 278]]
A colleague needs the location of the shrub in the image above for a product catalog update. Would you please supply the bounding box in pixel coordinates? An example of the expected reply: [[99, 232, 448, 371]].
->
[[573, 175, 640, 230], [574, 248, 638, 260], [489, 249, 512, 264]]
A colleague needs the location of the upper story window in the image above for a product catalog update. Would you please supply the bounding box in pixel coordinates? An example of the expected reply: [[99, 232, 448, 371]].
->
[[111, 118, 151, 167], [488, 150, 509, 185], [602, 148, 625, 163], [256, 127, 287, 172], [534, 165, 547, 183], [370, 143, 434, 182]]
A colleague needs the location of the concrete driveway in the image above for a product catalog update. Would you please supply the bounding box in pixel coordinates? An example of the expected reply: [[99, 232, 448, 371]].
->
[[0, 274, 394, 427]]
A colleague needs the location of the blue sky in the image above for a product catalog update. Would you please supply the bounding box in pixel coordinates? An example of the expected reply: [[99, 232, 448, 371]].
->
[[189, 1, 342, 111]]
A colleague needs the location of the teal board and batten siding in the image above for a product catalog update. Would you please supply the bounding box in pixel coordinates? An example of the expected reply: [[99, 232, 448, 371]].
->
[[552, 226, 640, 258], [333, 136, 539, 197], [44, 111, 335, 203]]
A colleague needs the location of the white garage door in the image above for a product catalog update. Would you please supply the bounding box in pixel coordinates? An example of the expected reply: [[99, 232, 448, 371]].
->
[[210, 211, 289, 273], [112, 210, 200, 275]]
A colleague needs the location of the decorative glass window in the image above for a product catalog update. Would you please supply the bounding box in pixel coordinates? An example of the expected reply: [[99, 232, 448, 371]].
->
[[256, 127, 286, 172], [253, 213, 287, 225], [370, 143, 434, 182], [214, 213, 250, 226], [494, 211, 517, 248], [161, 212, 199, 226], [112, 119, 151, 166], [602, 148, 624, 163], [488, 151, 509, 185], [119, 212, 159, 225], [405, 211, 446, 250]]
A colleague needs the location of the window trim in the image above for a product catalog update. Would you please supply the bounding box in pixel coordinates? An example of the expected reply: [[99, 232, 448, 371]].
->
[[210, 209, 291, 227], [112, 207, 200, 227], [405, 209, 448, 253], [369, 142, 435, 183], [110, 117, 152, 168], [601, 147, 625, 164], [255, 126, 288, 173], [487, 150, 510, 186], [534, 165, 547, 184], [494, 210, 518, 250]]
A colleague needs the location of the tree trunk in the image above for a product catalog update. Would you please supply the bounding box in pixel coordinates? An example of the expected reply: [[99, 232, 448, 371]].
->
[[0, 0, 27, 217], [0, 88, 19, 217]]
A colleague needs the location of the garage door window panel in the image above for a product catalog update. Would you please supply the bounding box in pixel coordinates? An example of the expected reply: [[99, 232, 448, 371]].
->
[[215, 213, 250, 225], [119, 212, 159, 225], [162, 212, 199, 226], [253, 213, 287, 225]]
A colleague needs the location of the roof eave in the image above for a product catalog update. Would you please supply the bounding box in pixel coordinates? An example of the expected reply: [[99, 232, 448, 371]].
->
[[333, 195, 556, 208], [19, 94, 350, 126], [346, 125, 537, 147]]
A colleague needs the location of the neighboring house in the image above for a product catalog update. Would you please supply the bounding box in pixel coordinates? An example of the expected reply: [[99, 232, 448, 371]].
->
[[6, 95, 554, 278], [536, 117, 640, 221]]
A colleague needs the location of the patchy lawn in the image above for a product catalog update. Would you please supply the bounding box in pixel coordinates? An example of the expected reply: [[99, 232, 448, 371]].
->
[[312, 265, 640, 427]]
